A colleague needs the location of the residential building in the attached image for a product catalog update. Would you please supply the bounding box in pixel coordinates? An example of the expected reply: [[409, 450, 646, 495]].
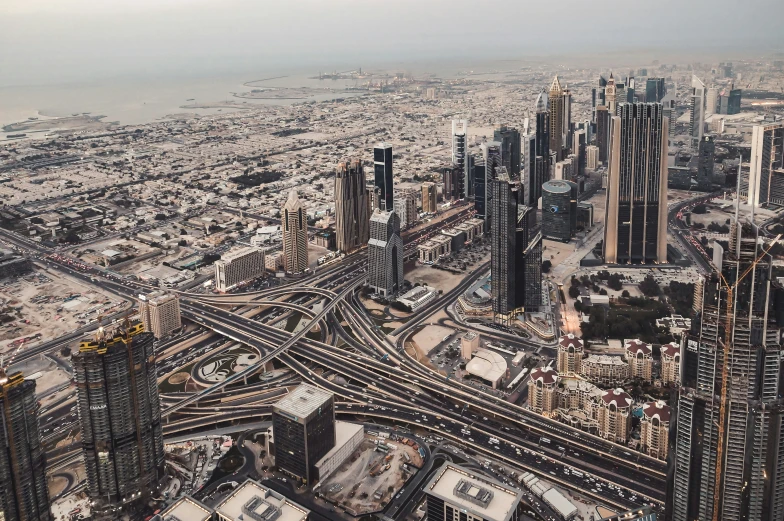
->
[[373, 143, 394, 211], [282, 191, 308, 274], [528, 366, 559, 416], [0, 370, 51, 521], [541, 180, 577, 242], [556, 334, 584, 376], [604, 103, 668, 264], [393, 191, 417, 230], [425, 463, 523, 521], [494, 125, 522, 180], [443, 164, 461, 202], [138, 290, 181, 339], [452, 119, 468, 198], [671, 217, 784, 521], [334, 159, 370, 253], [215, 246, 266, 292], [586, 145, 600, 170], [417, 235, 451, 264], [690, 75, 706, 150], [747, 122, 784, 207], [625, 339, 653, 381], [660, 342, 680, 386], [368, 210, 404, 297], [73, 328, 165, 517], [272, 384, 335, 485], [640, 401, 670, 460], [597, 388, 632, 443], [214, 479, 310, 521], [581, 355, 630, 386], [549, 76, 566, 161], [422, 182, 438, 213]]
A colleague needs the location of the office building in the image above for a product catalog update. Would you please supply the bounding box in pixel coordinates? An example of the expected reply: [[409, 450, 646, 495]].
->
[[671, 217, 784, 521], [368, 210, 404, 297], [73, 328, 165, 517], [334, 159, 370, 253], [452, 120, 468, 198], [425, 463, 523, 521], [490, 173, 542, 323], [593, 75, 607, 122], [554, 160, 572, 181], [474, 159, 488, 221], [494, 125, 522, 180], [690, 75, 706, 150], [215, 246, 267, 292], [272, 384, 335, 485], [153, 496, 212, 521], [596, 105, 610, 163], [573, 129, 586, 176], [373, 143, 394, 211], [660, 342, 681, 386], [215, 479, 310, 521], [640, 401, 670, 460], [527, 89, 550, 207], [597, 389, 632, 443], [393, 191, 417, 230], [696, 135, 715, 191], [586, 145, 600, 170], [625, 339, 653, 381], [0, 370, 51, 521], [481, 142, 503, 230], [562, 84, 573, 151], [138, 290, 181, 339], [282, 191, 308, 274], [706, 87, 719, 116], [422, 182, 438, 213], [747, 122, 784, 207], [719, 86, 742, 115], [548, 76, 566, 161], [556, 334, 584, 376], [541, 180, 577, 242], [604, 103, 668, 264], [443, 164, 461, 202], [528, 366, 559, 416], [645, 78, 666, 103]]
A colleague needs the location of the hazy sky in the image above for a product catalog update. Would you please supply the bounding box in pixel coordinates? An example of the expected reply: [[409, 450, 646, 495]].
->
[[2, 0, 783, 86]]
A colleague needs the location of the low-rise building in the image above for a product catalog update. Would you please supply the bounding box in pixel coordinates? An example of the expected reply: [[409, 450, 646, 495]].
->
[[528, 366, 559, 416], [461, 332, 480, 359], [581, 354, 629, 386], [640, 400, 671, 460], [417, 235, 452, 263], [314, 421, 364, 482], [597, 388, 633, 443], [397, 286, 438, 312], [660, 342, 681, 386], [655, 314, 692, 337], [465, 349, 507, 389], [153, 496, 212, 521], [625, 339, 653, 381], [215, 479, 310, 521]]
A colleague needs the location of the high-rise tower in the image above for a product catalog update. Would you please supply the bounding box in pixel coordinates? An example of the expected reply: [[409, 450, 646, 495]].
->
[[690, 75, 706, 150], [494, 125, 522, 180], [548, 76, 566, 162], [73, 327, 164, 518], [670, 219, 784, 521], [0, 369, 51, 521], [452, 120, 468, 198], [747, 122, 784, 207], [367, 210, 404, 297], [282, 191, 308, 274], [605, 73, 618, 115], [527, 90, 550, 208], [603, 103, 668, 264], [481, 142, 503, 231], [373, 143, 394, 211], [334, 159, 370, 253]]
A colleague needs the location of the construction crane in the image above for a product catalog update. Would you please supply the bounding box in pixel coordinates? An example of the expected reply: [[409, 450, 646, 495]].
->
[[711, 232, 781, 521]]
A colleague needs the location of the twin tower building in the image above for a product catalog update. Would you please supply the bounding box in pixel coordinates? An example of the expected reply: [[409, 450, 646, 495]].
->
[[335, 144, 403, 296]]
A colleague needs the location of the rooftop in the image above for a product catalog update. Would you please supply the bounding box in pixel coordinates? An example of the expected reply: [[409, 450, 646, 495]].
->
[[425, 464, 522, 521], [530, 366, 558, 386], [661, 342, 680, 358], [601, 388, 633, 408], [465, 349, 507, 384], [159, 496, 212, 521], [558, 333, 584, 350], [273, 384, 333, 419], [215, 480, 310, 521], [217, 246, 265, 264], [642, 400, 671, 423]]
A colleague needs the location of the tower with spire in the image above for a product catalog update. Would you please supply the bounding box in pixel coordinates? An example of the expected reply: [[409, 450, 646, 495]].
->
[[548, 76, 566, 162]]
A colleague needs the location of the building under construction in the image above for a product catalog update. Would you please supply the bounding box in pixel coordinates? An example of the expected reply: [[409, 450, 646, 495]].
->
[[0, 369, 51, 521], [670, 218, 784, 521], [72, 324, 165, 519]]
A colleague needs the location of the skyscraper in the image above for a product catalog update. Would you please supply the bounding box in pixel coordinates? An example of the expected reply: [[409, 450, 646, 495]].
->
[[494, 125, 522, 180], [393, 191, 417, 230], [490, 171, 542, 324], [481, 142, 503, 231], [747, 122, 784, 207], [706, 87, 719, 116], [452, 119, 468, 198], [527, 90, 550, 207], [562, 84, 573, 151], [603, 103, 669, 264], [541, 180, 578, 242], [442, 164, 460, 202], [215, 246, 266, 292], [0, 370, 51, 521], [690, 75, 706, 150], [696, 135, 715, 191], [282, 191, 308, 274], [645, 78, 666, 103], [373, 143, 394, 211], [605, 73, 618, 115], [473, 159, 488, 221], [73, 327, 164, 517], [368, 210, 404, 297], [671, 219, 784, 521], [548, 76, 566, 161], [334, 159, 370, 253], [138, 290, 181, 339], [422, 182, 438, 213], [719, 86, 742, 115], [592, 75, 607, 122], [596, 105, 610, 163]]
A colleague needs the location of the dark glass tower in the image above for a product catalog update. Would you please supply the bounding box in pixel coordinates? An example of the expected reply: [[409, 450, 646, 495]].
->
[[73, 328, 165, 518], [696, 135, 715, 191], [494, 125, 522, 180], [541, 180, 578, 242], [373, 143, 393, 212], [0, 370, 51, 521], [528, 90, 550, 207], [272, 384, 335, 485], [645, 78, 666, 103], [603, 103, 668, 264]]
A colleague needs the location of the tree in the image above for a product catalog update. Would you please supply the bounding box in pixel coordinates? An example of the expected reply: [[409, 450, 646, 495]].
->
[[178, 239, 187, 246], [541, 260, 552, 273], [692, 204, 708, 214], [599, 288, 608, 296], [621, 290, 630, 298], [60, 347, 72, 357], [154, 213, 167, 221], [639, 275, 660, 297], [607, 274, 623, 291], [568, 286, 580, 299]]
